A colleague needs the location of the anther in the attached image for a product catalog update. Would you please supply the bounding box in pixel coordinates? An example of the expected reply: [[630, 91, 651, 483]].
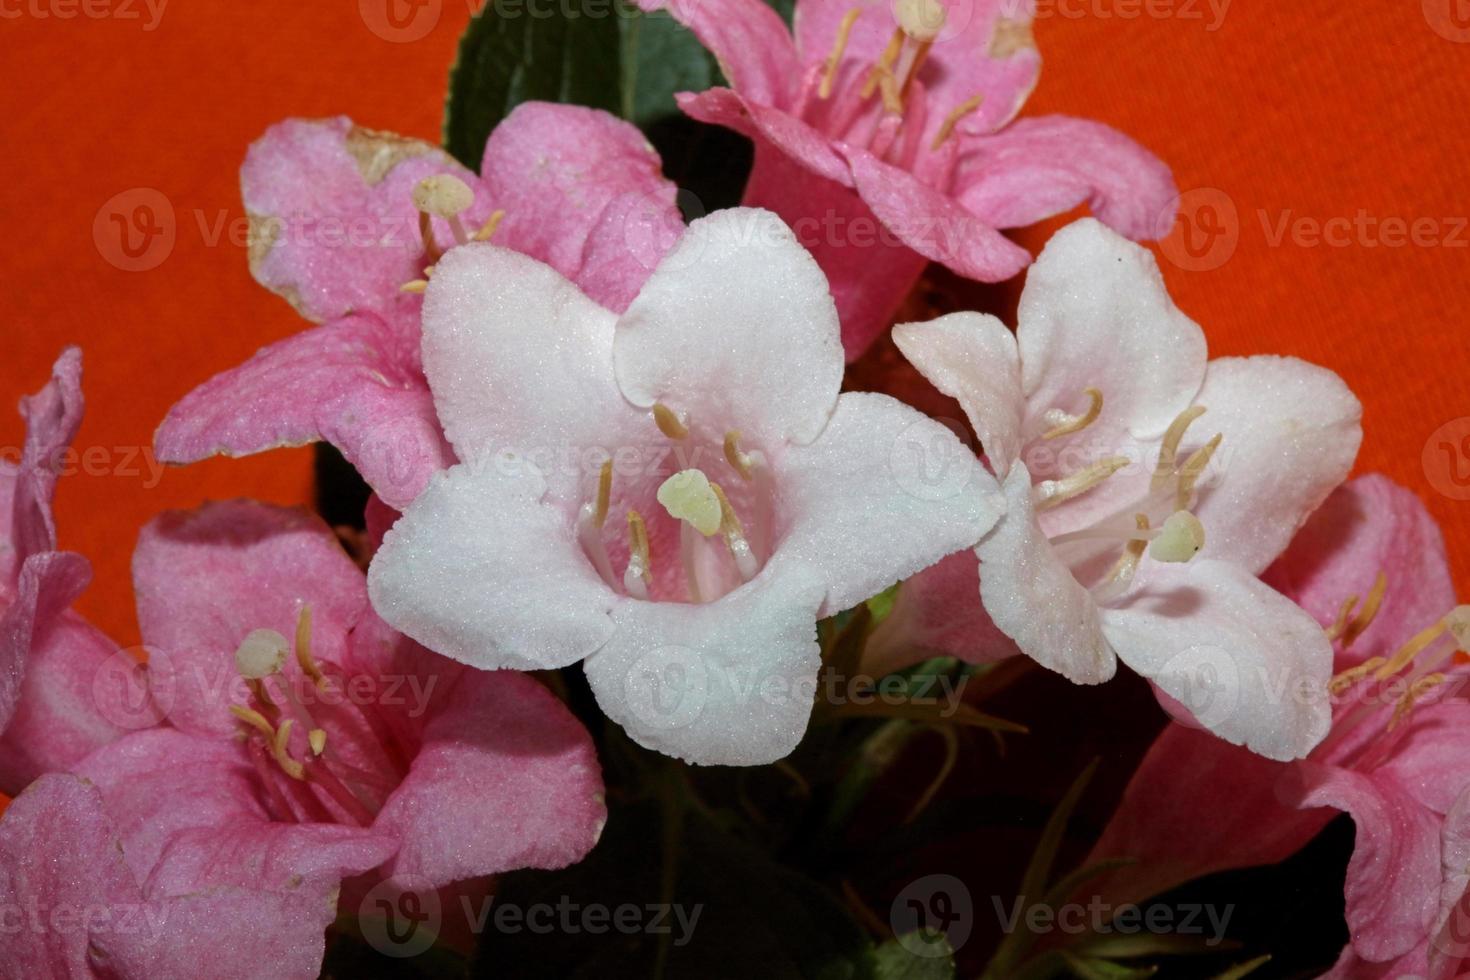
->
[[860, 30, 904, 98], [295, 607, 326, 691], [1327, 657, 1387, 696], [1340, 573, 1388, 648], [1041, 388, 1104, 440], [271, 719, 305, 780], [308, 728, 328, 756], [931, 93, 985, 151], [653, 402, 689, 439], [1389, 674, 1446, 731], [235, 629, 288, 680], [400, 279, 429, 294], [1373, 620, 1450, 681], [1325, 594, 1359, 641], [473, 209, 505, 242], [1148, 511, 1206, 563], [724, 431, 755, 480], [625, 510, 652, 600], [1175, 432, 1222, 509], [1036, 456, 1130, 510], [819, 8, 862, 99], [593, 459, 613, 529], [1152, 405, 1207, 491], [710, 481, 759, 581]]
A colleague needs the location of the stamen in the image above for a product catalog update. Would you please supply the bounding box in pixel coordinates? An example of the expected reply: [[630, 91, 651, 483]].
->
[[1448, 606, 1470, 651], [1152, 405, 1207, 492], [270, 718, 306, 781], [308, 728, 328, 756], [295, 607, 326, 692], [1325, 594, 1359, 641], [1328, 657, 1386, 696], [1035, 456, 1130, 510], [235, 629, 288, 680], [931, 93, 985, 151], [1372, 620, 1449, 680], [594, 459, 613, 529], [1175, 433, 1223, 510], [878, 73, 903, 114], [624, 510, 652, 600], [1041, 388, 1104, 440], [1093, 514, 1151, 602], [1389, 673, 1447, 731], [577, 461, 618, 587], [1148, 511, 1206, 563], [653, 402, 689, 439], [860, 29, 904, 98], [709, 481, 759, 581], [400, 279, 429, 294], [472, 209, 505, 242], [819, 8, 862, 99], [724, 431, 754, 480], [230, 704, 277, 741], [656, 469, 722, 536], [1340, 573, 1388, 648]]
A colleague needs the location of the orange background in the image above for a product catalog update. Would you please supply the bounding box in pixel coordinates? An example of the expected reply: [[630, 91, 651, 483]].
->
[[2, 0, 1467, 647]]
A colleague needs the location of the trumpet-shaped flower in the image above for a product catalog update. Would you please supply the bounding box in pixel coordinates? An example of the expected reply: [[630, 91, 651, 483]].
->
[[155, 104, 683, 508], [368, 207, 1003, 765], [639, 0, 1177, 358], [1090, 475, 1470, 977], [895, 218, 1362, 760]]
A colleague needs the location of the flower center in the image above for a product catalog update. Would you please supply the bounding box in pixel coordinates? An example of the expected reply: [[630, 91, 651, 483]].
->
[[399, 174, 504, 294], [226, 608, 407, 827], [576, 406, 773, 604]]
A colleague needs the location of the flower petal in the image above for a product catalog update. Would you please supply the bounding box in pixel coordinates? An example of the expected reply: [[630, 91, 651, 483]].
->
[[584, 559, 826, 765], [376, 669, 605, 885], [1017, 219, 1207, 446], [952, 115, 1178, 240], [1263, 475, 1457, 667], [134, 501, 368, 736], [7, 348, 83, 581], [678, 88, 850, 185], [1187, 355, 1363, 575], [242, 116, 487, 322], [480, 102, 679, 313], [368, 460, 617, 672], [1103, 559, 1334, 761], [635, 0, 800, 108], [977, 464, 1116, 684], [614, 208, 844, 446], [154, 309, 451, 510], [775, 392, 1002, 616], [893, 311, 1025, 477]]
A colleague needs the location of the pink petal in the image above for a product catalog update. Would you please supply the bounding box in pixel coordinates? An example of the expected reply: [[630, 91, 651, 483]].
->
[[368, 461, 618, 672], [1374, 702, 1470, 817], [1284, 760, 1442, 961], [679, 88, 849, 186], [155, 308, 452, 510], [977, 464, 1116, 684], [866, 550, 1020, 675], [376, 669, 605, 885], [479, 102, 680, 313], [242, 116, 488, 323], [1187, 355, 1363, 575], [892, 311, 1025, 478], [614, 209, 845, 447], [578, 189, 688, 315], [1263, 474, 1454, 666], [134, 501, 368, 736], [8, 347, 83, 579], [1103, 559, 1334, 761], [952, 115, 1178, 240], [635, 0, 800, 108], [773, 392, 1002, 616], [1086, 723, 1318, 908], [583, 560, 828, 765]]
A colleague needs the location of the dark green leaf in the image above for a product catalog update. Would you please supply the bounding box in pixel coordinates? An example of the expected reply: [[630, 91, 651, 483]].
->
[[871, 932, 956, 980]]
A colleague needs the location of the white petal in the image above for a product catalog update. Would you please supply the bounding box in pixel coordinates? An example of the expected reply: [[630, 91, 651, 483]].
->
[[893, 312, 1025, 477], [368, 459, 617, 671], [613, 208, 844, 446], [776, 392, 1003, 617], [1102, 559, 1334, 762], [977, 464, 1117, 684], [583, 561, 827, 766]]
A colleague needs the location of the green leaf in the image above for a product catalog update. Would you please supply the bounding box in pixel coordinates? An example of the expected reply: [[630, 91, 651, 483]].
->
[[617, 9, 721, 129], [1057, 952, 1158, 980], [871, 932, 956, 980], [1075, 933, 1241, 960]]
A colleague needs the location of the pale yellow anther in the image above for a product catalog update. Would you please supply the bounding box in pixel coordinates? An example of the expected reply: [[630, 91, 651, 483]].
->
[[229, 704, 277, 740], [235, 629, 288, 680], [412, 174, 475, 217], [1448, 605, 1470, 651], [1328, 657, 1386, 696], [895, 0, 946, 42], [931, 93, 985, 151], [400, 279, 429, 294], [1148, 510, 1206, 563], [652, 402, 689, 439], [724, 431, 754, 480], [1042, 388, 1104, 440], [473, 209, 505, 242], [1389, 673, 1447, 731], [1175, 432, 1223, 510], [1325, 594, 1359, 641], [709, 480, 759, 581], [626, 510, 652, 584], [1036, 456, 1130, 510], [309, 728, 328, 756], [861, 29, 905, 98], [1373, 620, 1450, 681], [593, 459, 613, 529], [272, 719, 305, 780], [1152, 405, 1207, 491], [657, 469, 722, 537], [295, 607, 326, 692], [1340, 572, 1388, 648], [819, 8, 862, 99]]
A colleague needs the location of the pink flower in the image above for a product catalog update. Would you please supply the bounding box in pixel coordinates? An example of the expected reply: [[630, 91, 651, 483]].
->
[[0, 349, 135, 792], [0, 498, 606, 978], [894, 219, 1363, 759], [367, 208, 1003, 765], [640, 0, 1178, 358], [155, 104, 683, 509], [1090, 475, 1470, 977]]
